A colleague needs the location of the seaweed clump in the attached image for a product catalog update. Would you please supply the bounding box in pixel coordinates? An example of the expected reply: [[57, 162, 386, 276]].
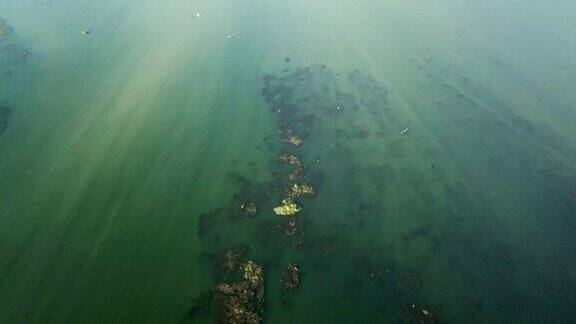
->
[[216, 260, 265, 324]]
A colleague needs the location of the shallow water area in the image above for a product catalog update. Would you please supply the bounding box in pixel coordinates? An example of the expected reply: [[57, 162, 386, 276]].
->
[[1, 0, 576, 322]]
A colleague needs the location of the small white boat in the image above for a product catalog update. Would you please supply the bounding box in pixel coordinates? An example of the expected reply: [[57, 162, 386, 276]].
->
[[400, 128, 409, 135], [80, 29, 91, 36]]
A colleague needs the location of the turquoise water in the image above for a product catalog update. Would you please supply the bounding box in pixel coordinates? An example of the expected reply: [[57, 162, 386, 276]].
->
[[1, 0, 576, 322]]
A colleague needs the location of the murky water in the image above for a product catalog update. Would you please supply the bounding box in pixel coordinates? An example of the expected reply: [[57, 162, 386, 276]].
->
[[1, 0, 576, 322]]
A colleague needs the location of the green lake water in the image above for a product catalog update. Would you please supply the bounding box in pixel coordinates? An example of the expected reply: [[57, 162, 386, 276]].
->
[[1, 0, 576, 322]]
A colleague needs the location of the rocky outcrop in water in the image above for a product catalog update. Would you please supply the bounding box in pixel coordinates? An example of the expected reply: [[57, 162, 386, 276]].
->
[[192, 63, 437, 322], [273, 199, 301, 216]]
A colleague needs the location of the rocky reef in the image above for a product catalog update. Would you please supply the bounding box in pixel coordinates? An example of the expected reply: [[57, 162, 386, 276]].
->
[[216, 260, 265, 324], [191, 63, 439, 322]]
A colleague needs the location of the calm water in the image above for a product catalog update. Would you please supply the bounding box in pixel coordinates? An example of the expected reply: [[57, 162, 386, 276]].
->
[[1, 0, 576, 322]]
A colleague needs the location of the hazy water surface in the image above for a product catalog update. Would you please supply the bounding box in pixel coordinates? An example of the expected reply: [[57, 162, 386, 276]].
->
[[1, 0, 576, 322]]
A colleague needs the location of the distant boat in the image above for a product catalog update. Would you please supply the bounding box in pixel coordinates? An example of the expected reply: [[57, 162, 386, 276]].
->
[[400, 128, 409, 135], [80, 29, 91, 36]]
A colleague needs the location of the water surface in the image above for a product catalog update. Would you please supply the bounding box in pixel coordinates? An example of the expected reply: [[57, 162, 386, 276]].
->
[[1, 0, 576, 322]]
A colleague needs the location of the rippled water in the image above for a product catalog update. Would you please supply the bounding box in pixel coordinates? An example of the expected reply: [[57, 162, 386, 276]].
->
[[1, 0, 576, 322]]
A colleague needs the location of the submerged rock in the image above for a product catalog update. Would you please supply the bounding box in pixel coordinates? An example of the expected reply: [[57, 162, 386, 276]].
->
[[0, 27, 9, 40], [216, 260, 265, 324], [278, 127, 303, 147], [216, 281, 261, 324], [282, 262, 301, 290], [0, 18, 13, 41], [403, 304, 437, 323], [0, 104, 11, 134], [279, 154, 302, 166], [222, 250, 241, 272], [0, 19, 30, 66], [288, 183, 315, 199], [284, 218, 298, 236], [242, 261, 264, 287], [241, 202, 258, 215], [287, 135, 302, 146], [278, 153, 306, 182]]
